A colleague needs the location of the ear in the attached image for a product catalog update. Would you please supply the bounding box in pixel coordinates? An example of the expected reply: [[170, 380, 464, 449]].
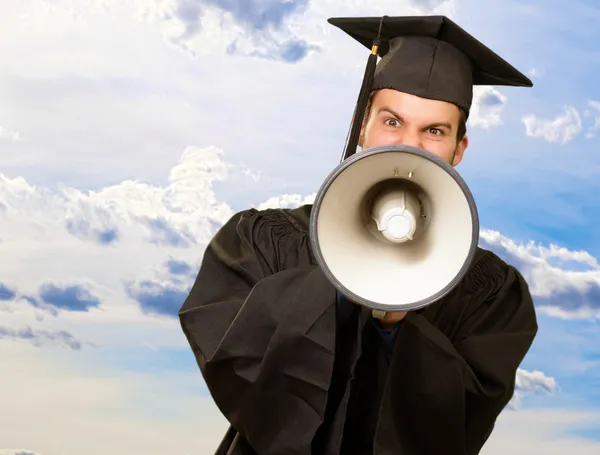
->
[[452, 134, 468, 166]]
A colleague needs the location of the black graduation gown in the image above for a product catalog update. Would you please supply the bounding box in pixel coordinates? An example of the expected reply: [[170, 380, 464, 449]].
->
[[178, 205, 538, 455]]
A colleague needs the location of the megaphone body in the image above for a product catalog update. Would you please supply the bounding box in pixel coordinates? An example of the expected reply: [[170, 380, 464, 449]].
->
[[309, 144, 479, 314]]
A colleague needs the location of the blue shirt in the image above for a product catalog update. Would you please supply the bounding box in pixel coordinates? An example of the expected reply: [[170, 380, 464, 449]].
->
[[336, 291, 401, 361]]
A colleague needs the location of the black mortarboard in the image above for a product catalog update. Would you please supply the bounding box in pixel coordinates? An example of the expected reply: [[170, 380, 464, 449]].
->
[[329, 15, 533, 160]]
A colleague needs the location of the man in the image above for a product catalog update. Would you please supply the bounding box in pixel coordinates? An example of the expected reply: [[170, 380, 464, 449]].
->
[[179, 15, 538, 455]]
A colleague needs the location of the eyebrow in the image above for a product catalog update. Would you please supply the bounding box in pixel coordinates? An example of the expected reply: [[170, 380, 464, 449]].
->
[[377, 107, 454, 131]]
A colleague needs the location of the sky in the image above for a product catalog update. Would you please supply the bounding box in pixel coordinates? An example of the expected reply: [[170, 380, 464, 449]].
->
[[1, 0, 599, 454]]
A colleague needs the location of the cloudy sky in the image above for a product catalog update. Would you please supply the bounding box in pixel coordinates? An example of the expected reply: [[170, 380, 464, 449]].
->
[[1, 0, 600, 454]]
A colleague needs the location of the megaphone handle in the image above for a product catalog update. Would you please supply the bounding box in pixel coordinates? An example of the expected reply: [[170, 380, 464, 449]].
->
[[372, 310, 386, 320]]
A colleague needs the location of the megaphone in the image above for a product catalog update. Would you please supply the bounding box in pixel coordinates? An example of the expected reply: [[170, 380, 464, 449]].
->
[[309, 144, 479, 315]]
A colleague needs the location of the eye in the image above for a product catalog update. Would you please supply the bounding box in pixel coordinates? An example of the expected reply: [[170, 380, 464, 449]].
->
[[384, 118, 400, 127], [427, 128, 443, 135]]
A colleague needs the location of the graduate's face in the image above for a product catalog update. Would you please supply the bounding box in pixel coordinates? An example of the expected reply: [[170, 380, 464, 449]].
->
[[359, 89, 469, 166]]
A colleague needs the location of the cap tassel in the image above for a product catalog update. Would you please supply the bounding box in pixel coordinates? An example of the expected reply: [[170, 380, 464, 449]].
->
[[341, 16, 387, 162]]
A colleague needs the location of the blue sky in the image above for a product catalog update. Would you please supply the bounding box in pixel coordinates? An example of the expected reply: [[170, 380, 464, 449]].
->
[[1, 0, 600, 454]]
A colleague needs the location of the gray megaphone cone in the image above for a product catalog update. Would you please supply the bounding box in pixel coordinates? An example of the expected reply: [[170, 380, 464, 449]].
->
[[309, 144, 480, 313]]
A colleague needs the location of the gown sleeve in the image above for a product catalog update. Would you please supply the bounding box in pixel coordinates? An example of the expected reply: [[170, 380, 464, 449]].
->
[[378, 250, 539, 455], [178, 208, 338, 455]]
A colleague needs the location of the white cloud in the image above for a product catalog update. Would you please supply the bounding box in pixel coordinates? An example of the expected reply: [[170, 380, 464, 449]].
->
[[585, 100, 600, 138], [522, 106, 583, 144], [522, 100, 600, 144], [143, 0, 458, 60], [481, 229, 600, 319], [516, 369, 558, 395], [407, 0, 455, 12], [1, 144, 234, 250], [0, 343, 228, 455], [0, 145, 244, 344], [469, 86, 508, 129], [257, 192, 316, 210], [0, 0, 342, 185], [508, 369, 558, 409], [482, 408, 600, 454], [0, 126, 20, 141], [0, 325, 94, 350], [481, 230, 599, 269], [1, 0, 524, 196]]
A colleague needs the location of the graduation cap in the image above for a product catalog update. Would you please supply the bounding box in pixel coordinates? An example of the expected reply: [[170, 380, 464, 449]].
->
[[329, 15, 533, 160]]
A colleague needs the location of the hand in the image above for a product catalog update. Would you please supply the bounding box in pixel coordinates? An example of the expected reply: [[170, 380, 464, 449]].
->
[[379, 311, 407, 329]]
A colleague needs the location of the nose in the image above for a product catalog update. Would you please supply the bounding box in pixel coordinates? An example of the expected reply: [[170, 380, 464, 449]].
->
[[395, 131, 422, 149]]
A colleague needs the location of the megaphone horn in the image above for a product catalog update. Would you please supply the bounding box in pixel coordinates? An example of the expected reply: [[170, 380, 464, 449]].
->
[[309, 144, 479, 313]]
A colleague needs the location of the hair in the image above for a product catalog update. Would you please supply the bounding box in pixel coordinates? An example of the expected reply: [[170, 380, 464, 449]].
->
[[361, 90, 468, 142]]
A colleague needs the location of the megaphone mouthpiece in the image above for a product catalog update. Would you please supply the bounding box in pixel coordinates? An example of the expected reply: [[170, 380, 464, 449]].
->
[[371, 186, 421, 243]]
